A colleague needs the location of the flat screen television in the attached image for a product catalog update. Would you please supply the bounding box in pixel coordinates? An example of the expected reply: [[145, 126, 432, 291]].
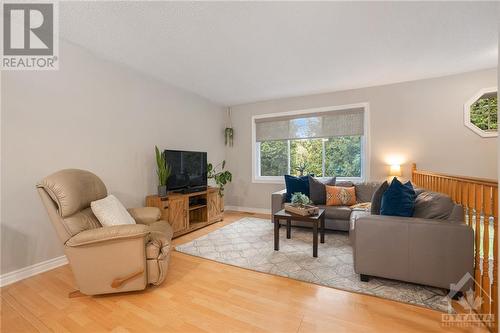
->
[[164, 149, 207, 192]]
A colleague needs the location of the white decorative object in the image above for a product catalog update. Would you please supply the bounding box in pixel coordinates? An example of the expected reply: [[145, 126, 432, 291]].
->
[[91, 194, 136, 227]]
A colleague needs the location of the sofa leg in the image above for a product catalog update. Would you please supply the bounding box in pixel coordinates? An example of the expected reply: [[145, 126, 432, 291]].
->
[[360, 274, 370, 282], [450, 290, 463, 300]]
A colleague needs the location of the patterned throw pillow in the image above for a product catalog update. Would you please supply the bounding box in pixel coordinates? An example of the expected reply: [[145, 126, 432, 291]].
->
[[325, 185, 357, 206]]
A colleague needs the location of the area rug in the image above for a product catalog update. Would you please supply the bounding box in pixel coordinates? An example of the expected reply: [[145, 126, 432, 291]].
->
[[175, 217, 451, 312]]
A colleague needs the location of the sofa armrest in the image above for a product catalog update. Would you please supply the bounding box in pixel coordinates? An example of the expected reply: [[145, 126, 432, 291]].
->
[[127, 207, 161, 224], [349, 210, 371, 245], [272, 189, 286, 215], [66, 224, 149, 247]]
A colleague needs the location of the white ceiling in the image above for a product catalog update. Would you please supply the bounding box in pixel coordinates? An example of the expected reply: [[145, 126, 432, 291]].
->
[[60, 1, 498, 106]]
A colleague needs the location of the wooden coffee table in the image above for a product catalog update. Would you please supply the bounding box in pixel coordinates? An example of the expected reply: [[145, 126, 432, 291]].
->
[[273, 208, 326, 257]]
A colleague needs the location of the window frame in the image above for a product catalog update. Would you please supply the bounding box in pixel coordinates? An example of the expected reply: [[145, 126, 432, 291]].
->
[[464, 87, 498, 138], [251, 103, 370, 184]]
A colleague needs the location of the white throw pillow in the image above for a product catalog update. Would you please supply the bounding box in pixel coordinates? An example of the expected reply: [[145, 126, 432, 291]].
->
[[91, 194, 136, 227]]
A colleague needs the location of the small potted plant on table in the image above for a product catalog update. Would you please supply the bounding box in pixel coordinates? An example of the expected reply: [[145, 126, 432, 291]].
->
[[285, 193, 319, 216]]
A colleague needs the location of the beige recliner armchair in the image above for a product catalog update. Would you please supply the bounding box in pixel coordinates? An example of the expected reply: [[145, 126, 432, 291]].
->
[[36, 169, 173, 296]]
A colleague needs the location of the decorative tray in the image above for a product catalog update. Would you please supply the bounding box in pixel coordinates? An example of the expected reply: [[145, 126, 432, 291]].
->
[[284, 203, 319, 216]]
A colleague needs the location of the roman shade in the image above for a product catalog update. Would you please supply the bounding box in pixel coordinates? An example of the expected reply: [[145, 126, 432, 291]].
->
[[255, 108, 364, 142]]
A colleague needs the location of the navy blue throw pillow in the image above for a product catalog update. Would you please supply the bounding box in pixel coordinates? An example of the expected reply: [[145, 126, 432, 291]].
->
[[284, 175, 311, 202], [380, 178, 416, 217]]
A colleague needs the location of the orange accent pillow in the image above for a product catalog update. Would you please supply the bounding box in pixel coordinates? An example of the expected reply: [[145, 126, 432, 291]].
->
[[325, 185, 356, 206]]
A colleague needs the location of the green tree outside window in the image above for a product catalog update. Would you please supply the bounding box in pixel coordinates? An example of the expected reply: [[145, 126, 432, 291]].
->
[[470, 96, 497, 132], [259, 136, 362, 178]]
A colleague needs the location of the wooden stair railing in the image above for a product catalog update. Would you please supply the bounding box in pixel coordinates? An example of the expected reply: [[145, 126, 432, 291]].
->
[[412, 163, 498, 330]]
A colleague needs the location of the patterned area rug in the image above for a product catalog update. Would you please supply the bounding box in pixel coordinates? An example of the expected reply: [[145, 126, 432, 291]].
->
[[176, 217, 451, 312]]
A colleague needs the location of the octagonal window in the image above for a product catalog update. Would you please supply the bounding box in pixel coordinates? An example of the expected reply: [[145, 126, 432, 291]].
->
[[464, 87, 498, 138]]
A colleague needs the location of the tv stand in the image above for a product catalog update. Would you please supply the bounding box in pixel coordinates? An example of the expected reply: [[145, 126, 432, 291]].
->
[[175, 186, 207, 194], [145, 187, 223, 238]]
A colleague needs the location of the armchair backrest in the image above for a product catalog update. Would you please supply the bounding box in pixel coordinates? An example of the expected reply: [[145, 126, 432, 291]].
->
[[37, 169, 108, 243]]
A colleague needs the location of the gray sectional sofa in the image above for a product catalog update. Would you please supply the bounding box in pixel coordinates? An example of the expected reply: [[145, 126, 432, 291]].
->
[[271, 182, 380, 231], [271, 182, 474, 292]]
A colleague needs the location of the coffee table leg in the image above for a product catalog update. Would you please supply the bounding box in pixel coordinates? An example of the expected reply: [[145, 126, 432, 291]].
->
[[320, 215, 325, 244], [274, 217, 279, 251], [286, 218, 291, 239], [313, 220, 318, 257]]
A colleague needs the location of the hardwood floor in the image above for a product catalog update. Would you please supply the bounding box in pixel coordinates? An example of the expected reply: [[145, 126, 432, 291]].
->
[[1, 211, 488, 333]]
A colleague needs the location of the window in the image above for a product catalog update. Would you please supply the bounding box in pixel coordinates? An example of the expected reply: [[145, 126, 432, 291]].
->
[[253, 104, 368, 182], [464, 87, 498, 138]]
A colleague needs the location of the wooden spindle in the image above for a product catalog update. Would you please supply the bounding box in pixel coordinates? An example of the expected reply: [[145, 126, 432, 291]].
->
[[472, 184, 482, 298], [482, 185, 491, 315], [410, 165, 497, 329], [462, 183, 470, 225], [492, 187, 498, 329]]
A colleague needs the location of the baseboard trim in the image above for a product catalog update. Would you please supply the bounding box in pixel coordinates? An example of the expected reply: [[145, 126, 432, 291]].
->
[[225, 205, 271, 215], [0, 255, 68, 287]]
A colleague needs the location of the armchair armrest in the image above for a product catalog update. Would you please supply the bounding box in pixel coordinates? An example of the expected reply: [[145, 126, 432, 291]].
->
[[66, 224, 149, 247], [272, 189, 286, 215], [127, 207, 161, 224]]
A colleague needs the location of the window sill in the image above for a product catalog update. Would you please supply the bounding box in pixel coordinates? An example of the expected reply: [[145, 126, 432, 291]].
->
[[252, 177, 284, 184], [252, 176, 365, 185]]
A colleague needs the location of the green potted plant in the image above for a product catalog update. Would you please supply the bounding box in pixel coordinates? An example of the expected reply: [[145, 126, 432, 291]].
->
[[155, 146, 171, 197], [291, 192, 311, 207], [224, 127, 234, 146], [207, 160, 232, 196], [285, 192, 318, 216], [225, 107, 234, 146]]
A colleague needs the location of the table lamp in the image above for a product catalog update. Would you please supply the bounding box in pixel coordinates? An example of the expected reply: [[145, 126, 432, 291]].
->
[[389, 164, 402, 178]]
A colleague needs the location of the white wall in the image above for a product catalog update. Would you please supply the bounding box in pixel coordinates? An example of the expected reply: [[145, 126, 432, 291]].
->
[[225, 68, 498, 210], [1, 41, 225, 275]]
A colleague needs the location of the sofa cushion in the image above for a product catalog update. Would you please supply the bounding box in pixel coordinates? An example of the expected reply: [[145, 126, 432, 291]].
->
[[318, 205, 352, 220], [308, 176, 336, 205], [326, 185, 356, 206], [380, 178, 416, 217], [371, 181, 389, 215], [355, 182, 381, 203], [336, 181, 354, 187], [284, 175, 310, 202], [413, 191, 455, 220], [448, 204, 465, 222]]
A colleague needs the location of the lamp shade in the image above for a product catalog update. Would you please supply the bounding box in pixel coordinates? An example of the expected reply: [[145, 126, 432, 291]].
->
[[389, 164, 402, 177]]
